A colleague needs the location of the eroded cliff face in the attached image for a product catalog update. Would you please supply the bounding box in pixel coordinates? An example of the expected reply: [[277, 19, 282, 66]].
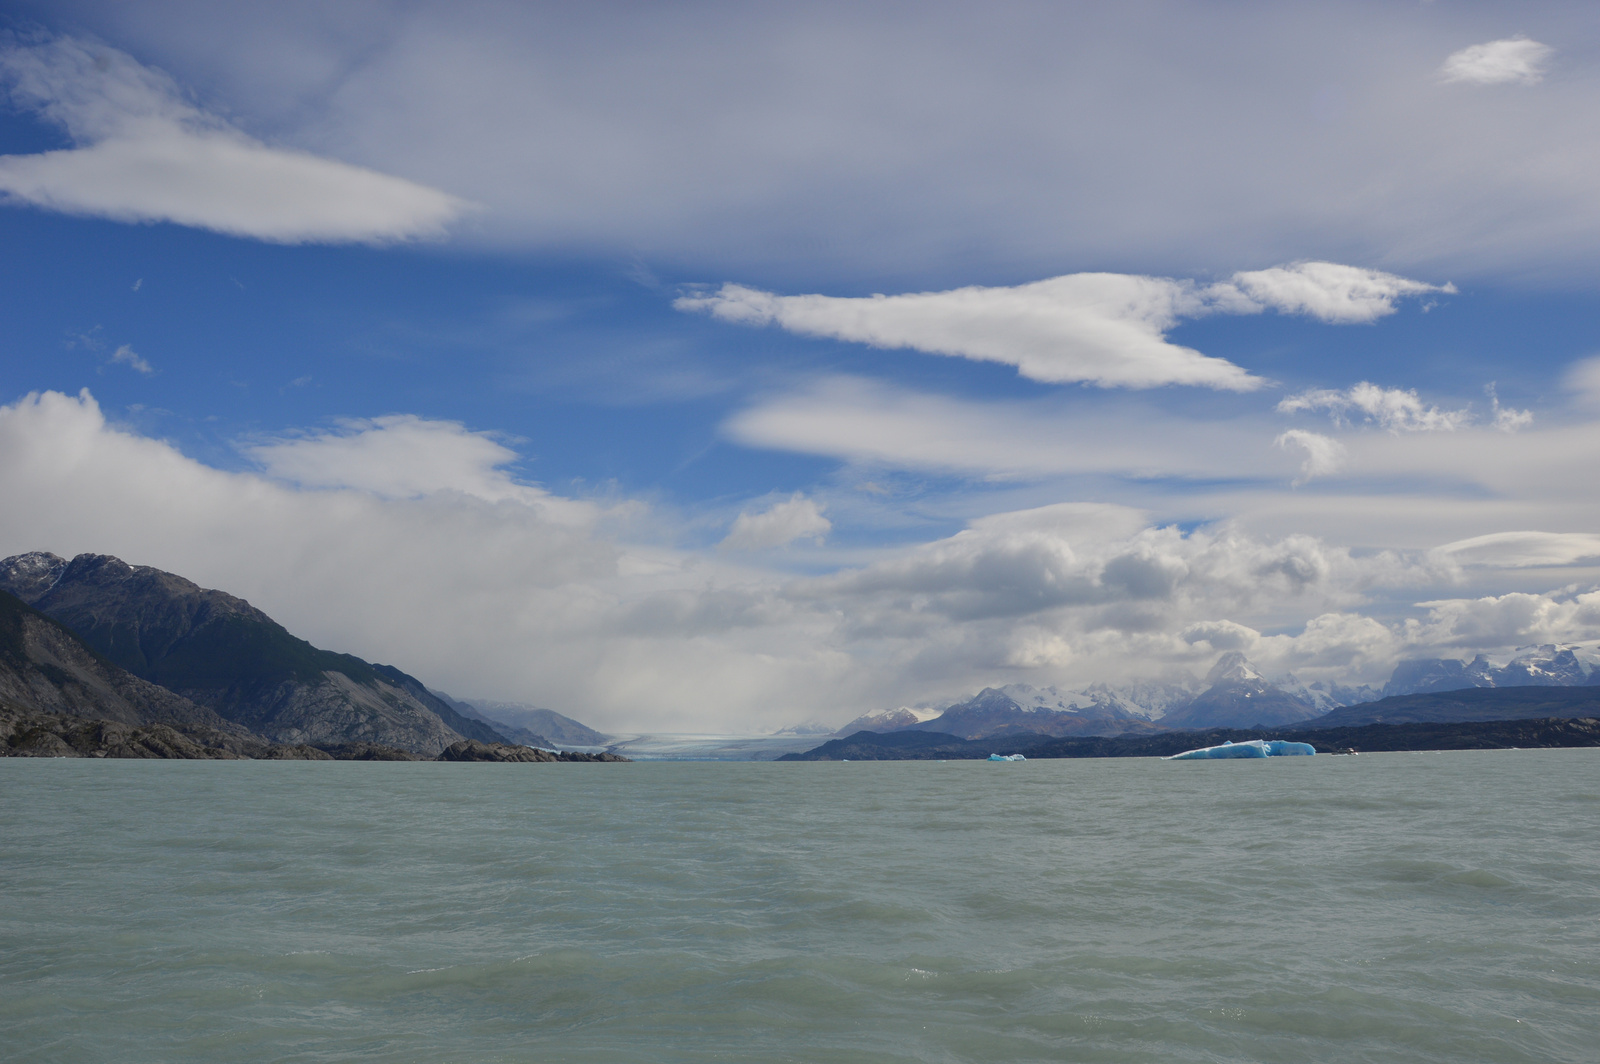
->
[[0, 552, 499, 755]]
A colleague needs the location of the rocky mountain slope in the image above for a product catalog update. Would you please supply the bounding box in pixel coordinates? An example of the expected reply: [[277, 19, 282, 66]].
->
[[1, 588, 239, 731], [0, 552, 508, 755], [457, 699, 610, 746]]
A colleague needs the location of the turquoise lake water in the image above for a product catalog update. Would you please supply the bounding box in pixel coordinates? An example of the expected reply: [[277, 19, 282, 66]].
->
[[3, 750, 1598, 1063]]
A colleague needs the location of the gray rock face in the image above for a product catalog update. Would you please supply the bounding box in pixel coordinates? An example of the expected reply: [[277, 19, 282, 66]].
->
[[0, 552, 505, 755]]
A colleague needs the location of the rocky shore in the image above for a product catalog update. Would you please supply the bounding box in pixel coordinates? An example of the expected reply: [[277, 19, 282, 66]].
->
[[0, 707, 629, 762]]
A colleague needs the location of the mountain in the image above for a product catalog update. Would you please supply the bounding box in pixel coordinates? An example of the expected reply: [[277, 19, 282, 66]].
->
[[833, 706, 939, 736], [1382, 645, 1597, 697], [1301, 685, 1600, 728], [1157, 652, 1325, 729], [0, 552, 508, 755], [772, 721, 838, 737], [906, 685, 1167, 740], [1, 587, 239, 731], [458, 700, 611, 746], [429, 692, 556, 748]]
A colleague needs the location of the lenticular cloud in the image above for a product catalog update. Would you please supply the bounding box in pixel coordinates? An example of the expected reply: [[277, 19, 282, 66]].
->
[[677, 263, 1447, 390], [0, 36, 468, 244]]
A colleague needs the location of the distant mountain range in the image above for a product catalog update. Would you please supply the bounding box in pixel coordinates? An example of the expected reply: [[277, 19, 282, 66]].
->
[[819, 645, 1600, 741], [0, 552, 605, 756]]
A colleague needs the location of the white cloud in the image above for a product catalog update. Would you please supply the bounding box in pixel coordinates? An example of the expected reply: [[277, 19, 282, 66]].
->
[[1486, 385, 1533, 432], [1278, 382, 1472, 432], [1435, 531, 1600, 569], [246, 415, 556, 508], [1273, 430, 1346, 485], [720, 494, 831, 551], [0, 36, 468, 243], [1440, 37, 1553, 86], [677, 275, 1263, 390], [724, 376, 1278, 480], [108, 344, 152, 375], [1413, 588, 1600, 649], [1180, 619, 1261, 653], [679, 264, 1443, 390], [1224, 262, 1453, 324]]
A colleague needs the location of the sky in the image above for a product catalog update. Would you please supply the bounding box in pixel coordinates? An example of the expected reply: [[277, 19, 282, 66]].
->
[[3, 1, 1600, 733]]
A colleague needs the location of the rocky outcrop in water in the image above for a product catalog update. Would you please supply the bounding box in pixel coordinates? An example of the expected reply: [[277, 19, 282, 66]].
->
[[436, 739, 629, 762]]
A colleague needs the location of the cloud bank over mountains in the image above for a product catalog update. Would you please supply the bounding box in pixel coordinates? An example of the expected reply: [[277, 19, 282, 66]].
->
[[5, 388, 1600, 732]]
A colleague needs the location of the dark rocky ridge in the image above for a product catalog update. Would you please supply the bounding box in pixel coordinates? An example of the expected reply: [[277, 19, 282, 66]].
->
[[1303, 685, 1600, 728], [0, 552, 510, 755]]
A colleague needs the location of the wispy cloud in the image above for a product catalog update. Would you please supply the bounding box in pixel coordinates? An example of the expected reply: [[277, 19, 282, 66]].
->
[[0, 35, 469, 243], [1440, 37, 1553, 86], [1279, 381, 1531, 434], [1278, 382, 1472, 433], [1435, 531, 1600, 569], [108, 344, 152, 375], [678, 263, 1445, 390]]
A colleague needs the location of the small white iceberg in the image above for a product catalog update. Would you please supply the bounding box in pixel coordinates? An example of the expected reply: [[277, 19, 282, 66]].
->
[[988, 753, 1026, 762], [1166, 739, 1315, 761]]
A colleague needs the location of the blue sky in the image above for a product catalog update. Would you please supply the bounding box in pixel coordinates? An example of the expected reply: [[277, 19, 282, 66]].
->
[[3, 2, 1600, 731]]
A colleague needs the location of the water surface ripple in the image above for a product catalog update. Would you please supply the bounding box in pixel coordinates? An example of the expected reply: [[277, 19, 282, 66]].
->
[[3, 750, 1597, 1062]]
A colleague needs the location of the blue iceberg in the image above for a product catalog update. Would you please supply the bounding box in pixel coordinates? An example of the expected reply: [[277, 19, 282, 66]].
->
[[988, 753, 1027, 762], [1166, 739, 1315, 760]]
